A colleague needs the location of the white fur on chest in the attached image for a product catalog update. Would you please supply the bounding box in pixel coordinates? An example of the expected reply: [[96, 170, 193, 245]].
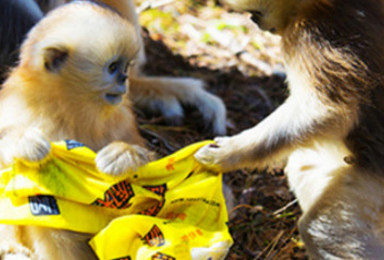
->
[[285, 139, 350, 212]]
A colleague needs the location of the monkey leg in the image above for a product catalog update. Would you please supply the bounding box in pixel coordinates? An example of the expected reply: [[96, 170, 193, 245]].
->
[[286, 142, 384, 259], [21, 227, 96, 260], [130, 76, 226, 135], [294, 166, 384, 260], [0, 224, 97, 260]]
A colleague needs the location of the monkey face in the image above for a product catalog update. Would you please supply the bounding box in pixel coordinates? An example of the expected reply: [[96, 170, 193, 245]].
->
[[100, 57, 131, 106], [18, 2, 139, 107], [37, 47, 135, 107], [223, 0, 296, 34]]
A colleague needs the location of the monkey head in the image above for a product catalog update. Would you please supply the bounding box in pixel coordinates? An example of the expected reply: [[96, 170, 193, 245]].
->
[[223, 0, 297, 34], [17, 1, 140, 107]]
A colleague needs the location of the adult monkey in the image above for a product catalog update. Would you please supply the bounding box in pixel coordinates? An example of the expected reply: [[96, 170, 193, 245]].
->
[[0, 0, 226, 135], [196, 0, 384, 259]]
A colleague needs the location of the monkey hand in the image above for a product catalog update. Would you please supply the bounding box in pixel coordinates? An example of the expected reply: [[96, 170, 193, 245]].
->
[[95, 142, 153, 178], [0, 251, 33, 260], [14, 128, 51, 164], [0, 242, 34, 260], [195, 136, 243, 172]]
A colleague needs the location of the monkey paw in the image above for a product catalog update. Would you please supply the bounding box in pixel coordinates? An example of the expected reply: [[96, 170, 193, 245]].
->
[[132, 77, 227, 135], [15, 128, 51, 164], [95, 142, 153, 178], [168, 78, 227, 136], [195, 136, 239, 172], [1, 253, 32, 260], [0, 244, 34, 260], [194, 89, 227, 136]]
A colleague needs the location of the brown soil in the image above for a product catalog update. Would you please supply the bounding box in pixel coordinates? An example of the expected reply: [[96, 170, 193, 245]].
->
[[136, 1, 308, 259]]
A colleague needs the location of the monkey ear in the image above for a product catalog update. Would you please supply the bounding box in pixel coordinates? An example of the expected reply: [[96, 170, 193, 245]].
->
[[43, 47, 69, 73]]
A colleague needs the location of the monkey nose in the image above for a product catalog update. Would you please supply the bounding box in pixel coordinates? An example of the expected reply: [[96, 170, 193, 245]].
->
[[118, 73, 128, 85]]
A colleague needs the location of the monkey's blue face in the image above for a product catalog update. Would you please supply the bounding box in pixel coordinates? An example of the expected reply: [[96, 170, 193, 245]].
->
[[101, 57, 130, 106]]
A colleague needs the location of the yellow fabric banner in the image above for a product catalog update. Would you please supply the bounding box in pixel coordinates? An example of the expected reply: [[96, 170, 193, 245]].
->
[[0, 140, 232, 259]]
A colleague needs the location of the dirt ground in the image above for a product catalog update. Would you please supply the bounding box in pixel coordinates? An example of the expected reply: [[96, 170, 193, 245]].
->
[[135, 0, 308, 259]]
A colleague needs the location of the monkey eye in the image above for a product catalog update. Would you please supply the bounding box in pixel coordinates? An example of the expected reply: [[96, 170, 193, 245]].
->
[[108, 61, 118, 74], [250, 11, 263, 24]]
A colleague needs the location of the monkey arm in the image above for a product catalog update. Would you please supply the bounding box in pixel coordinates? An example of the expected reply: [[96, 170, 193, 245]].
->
[[195, 91, 353, 172]]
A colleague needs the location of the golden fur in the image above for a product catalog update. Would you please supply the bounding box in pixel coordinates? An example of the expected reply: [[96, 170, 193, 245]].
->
[[0, 2, 152, 259], [196, 0, 384, 258], [40, 0, 227, 135]]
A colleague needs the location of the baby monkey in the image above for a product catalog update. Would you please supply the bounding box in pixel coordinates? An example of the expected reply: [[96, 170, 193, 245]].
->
[[0, 0, 227, 136], [0, 2, 152, 259], [196, 0, 384, 259]]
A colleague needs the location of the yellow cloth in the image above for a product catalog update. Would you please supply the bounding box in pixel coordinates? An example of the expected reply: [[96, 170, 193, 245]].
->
[[0, 140, 232, 260]]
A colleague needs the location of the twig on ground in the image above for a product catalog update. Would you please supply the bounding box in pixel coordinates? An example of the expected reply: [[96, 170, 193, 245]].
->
[[228, 203, 263, 217], [272, 199, 298, 216], [256, 230, 284, 260]]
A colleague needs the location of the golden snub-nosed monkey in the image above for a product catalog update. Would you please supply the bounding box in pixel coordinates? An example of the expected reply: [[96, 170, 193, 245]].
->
[[196, 0, 384, 259], [0, 0, 227, 135], [0, 2, 153, 259]]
